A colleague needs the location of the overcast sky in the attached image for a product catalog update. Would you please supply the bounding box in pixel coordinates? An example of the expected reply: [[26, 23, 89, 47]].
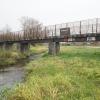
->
[[0, 0, 100, 31]]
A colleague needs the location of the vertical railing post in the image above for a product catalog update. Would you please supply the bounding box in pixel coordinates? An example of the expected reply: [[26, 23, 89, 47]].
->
[[92, 24, 94, 33], [55, 25, 57, 36], [23, 29, 25, 40], [37, 25, 38, 39], [79, 21, 82, 35], [33, 28, 35, 39], [66, 23, 68, 28], [45, 27, 47, 38], [96, 18, 98, 33], [52, 31, 53, 38]]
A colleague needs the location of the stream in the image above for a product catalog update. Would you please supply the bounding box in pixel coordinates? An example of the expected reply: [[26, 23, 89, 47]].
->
[[0, 53, 42, 91]]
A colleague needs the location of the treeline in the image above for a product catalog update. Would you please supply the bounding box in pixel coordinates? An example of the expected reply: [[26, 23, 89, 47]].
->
[[0, 17, 49, 41]]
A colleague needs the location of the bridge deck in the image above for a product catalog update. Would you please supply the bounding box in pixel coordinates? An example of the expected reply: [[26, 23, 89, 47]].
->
[[0, 33, 100, 44]]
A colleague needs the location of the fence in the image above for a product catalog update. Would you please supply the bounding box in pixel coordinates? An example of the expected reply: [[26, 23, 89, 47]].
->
[[47, 18, 100, 36], [0, 18, 100, 42]]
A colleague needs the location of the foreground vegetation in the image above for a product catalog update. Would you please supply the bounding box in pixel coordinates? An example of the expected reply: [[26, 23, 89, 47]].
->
[[0, 48, 29, 68], [0, 46, 100, 100]]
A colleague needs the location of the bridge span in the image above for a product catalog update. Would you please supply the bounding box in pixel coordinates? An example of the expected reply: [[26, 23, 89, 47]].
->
[[0, 33, 100, 55], [0, 18, 100, 55]]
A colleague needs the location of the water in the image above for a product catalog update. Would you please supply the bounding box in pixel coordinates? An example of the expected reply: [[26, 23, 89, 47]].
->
[[0, 65, 25, 90], [0, 53, 43, 90]]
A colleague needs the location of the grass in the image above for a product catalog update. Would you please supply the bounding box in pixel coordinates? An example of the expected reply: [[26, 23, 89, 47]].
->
[[30, 45, 48, 54], [0, 46, 100, 100], [0, 49, 28, 68]]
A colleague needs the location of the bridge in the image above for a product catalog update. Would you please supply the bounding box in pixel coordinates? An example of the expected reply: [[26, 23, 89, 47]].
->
[[0, 18, 100, 55]]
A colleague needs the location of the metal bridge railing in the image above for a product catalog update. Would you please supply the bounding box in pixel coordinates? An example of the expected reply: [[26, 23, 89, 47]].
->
[[0, 18, 100, 42], [47, 18, 100, 36]]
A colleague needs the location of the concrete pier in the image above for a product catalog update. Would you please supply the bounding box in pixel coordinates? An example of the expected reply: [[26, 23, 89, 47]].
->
[[48, 42, 60, 55], [4, 43, 13, 50], [20, 43, 30, 53]]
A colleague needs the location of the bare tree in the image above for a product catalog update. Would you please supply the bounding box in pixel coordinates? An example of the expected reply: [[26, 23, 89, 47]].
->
[[20, 16, 44, 40]]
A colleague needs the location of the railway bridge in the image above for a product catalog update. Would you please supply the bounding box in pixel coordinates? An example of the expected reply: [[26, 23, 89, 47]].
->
[[0, 18, 100, 55]]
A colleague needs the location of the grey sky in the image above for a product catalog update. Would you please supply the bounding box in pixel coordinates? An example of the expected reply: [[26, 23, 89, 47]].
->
[[0, 0, 100, 31]]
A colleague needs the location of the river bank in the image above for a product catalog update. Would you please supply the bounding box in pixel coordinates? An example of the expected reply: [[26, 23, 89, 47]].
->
[[0, 66, 25, 90], [3, 46, 100, 100], [1, 46, 100, 100], [0, 46, 47, 94], [0, 49, 29, 69], [0, 52, 45, 89]]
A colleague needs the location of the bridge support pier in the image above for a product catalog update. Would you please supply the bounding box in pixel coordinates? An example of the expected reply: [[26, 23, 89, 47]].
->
[[48, 42, 60, 55], [0, 43, 4, 50], [20, 43, 30, 53], [4, 43, 13, 50]]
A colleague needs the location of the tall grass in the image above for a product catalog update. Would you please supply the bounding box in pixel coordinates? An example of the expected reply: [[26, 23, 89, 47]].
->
[[0, 49, 27, 68], [1, 46, 100, 100]]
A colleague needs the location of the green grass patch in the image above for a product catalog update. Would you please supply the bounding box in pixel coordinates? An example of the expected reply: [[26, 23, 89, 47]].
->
[[1, 46, 100, 100]]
